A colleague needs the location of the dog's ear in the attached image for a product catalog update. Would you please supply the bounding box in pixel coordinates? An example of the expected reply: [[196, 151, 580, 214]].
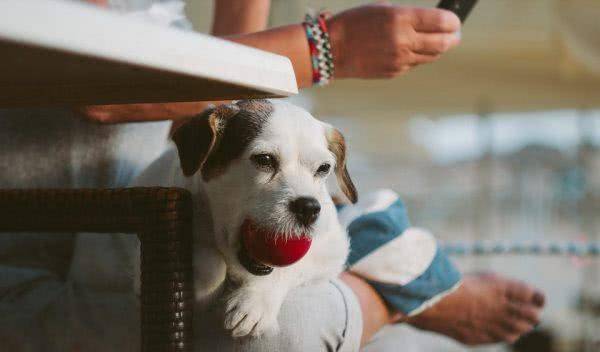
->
[[327, 127, 358, 204], [172, 104, 240, 177]]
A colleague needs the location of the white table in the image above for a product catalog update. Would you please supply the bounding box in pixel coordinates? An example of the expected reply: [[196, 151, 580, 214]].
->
[[0, 0, 298, 107]]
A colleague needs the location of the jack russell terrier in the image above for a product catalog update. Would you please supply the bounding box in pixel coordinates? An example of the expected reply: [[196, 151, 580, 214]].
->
[[131, 99, 357, 337]]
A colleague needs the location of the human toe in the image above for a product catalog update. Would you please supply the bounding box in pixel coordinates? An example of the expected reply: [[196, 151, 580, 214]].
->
[[506, 301, 542, 326], [505, 279, 545, 307]]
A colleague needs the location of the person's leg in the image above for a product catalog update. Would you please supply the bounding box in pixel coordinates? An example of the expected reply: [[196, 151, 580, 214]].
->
[[362, 273, 545, 351], [406, 272, 545, 345], [338, 189, 545, 349], [362, 324, 465, 352], [196, 278, 364, 352], [0, 267, 71, 352]]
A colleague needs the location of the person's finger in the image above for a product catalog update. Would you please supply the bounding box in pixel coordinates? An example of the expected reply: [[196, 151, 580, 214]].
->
[[413, 33, 460, 55], [409, 8, 461, 33], [409, 53, 441, 65], [79, 107, 110, 121], [382, 65, 411, 78]]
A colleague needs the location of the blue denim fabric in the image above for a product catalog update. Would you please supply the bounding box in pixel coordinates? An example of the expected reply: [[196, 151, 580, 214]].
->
[[339, 197, 462, 315]]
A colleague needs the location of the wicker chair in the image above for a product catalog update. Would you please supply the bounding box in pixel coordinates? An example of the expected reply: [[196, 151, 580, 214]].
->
[[0, 187, 194, 352]]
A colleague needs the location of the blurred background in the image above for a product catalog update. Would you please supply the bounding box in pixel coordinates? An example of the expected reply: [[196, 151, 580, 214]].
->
[[187, 1, 600, 351]]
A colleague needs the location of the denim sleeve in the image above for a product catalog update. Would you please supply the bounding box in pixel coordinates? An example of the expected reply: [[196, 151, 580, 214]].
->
[[338, 189, 462, 316]]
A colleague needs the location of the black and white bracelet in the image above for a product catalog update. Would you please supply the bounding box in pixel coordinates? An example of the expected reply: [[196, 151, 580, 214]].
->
[[302, 12, 335, 86]]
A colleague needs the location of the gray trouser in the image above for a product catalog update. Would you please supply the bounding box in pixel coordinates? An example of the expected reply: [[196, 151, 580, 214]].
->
[[196, 279, 363, 352], [0, 267, 465, 352], [0, 266, 363, 352]]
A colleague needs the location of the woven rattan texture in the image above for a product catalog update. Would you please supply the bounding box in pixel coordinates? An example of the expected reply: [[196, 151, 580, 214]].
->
[[0, 187, 194, 352]]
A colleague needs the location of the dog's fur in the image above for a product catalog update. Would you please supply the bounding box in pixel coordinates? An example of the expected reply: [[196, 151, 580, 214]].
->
[[131, 99, 357, 337]]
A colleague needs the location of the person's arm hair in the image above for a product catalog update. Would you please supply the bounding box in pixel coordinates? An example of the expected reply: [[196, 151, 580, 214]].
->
[[213, 1, 311, 90], [212, 0, 271, 36]]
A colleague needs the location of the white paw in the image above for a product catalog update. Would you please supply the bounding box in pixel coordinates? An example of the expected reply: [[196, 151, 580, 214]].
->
[[224, 287, 281, 338]]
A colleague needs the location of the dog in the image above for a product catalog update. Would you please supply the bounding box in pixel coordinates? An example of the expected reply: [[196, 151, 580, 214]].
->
[[131, 99, 357, 337]]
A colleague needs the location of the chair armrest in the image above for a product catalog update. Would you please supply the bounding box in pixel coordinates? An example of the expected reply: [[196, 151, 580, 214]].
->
[[0, 187, 194, 352]]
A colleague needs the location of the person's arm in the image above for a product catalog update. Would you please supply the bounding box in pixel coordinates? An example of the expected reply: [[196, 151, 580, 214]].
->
[[83, 3, 460, 123], [227, 4, 461, 88], [224, 24, 313, 88], [211, 0, 270, 36], [81, 0, 272, 123]]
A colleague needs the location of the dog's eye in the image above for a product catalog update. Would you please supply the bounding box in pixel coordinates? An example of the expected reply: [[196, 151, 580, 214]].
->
[[316, 163, 331, 176], [251, 153, 278, 171]]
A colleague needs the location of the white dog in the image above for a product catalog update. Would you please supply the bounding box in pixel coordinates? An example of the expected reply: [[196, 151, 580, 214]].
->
[[131, 99, 357, 337]]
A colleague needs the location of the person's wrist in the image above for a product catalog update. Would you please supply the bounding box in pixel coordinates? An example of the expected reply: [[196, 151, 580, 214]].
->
[[302, 12, 335, 86], [325, 15, 347, 79]]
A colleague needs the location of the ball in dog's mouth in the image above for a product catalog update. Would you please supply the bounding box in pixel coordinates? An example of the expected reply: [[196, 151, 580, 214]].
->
[[239, 219, 312, 275]]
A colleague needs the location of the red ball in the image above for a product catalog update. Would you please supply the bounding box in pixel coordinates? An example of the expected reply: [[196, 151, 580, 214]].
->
[[241, 219, 312, 267]]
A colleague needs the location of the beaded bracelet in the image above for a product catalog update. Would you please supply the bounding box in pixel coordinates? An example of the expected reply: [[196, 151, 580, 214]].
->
[[302, 12, 335, 86]]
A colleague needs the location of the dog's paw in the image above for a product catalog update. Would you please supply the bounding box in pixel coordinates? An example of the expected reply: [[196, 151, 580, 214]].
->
[[224, 287, 281, 338]]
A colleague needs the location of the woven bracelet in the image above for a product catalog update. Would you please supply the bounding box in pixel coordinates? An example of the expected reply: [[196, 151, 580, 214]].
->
[[302, 12, 335, 86]]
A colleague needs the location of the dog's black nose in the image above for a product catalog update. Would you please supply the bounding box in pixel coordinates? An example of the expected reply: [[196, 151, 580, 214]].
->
[[289, 197, 321, 226]]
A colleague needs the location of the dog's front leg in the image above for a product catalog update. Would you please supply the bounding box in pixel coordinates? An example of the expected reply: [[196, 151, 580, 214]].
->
[[223, 270, 294, 338]]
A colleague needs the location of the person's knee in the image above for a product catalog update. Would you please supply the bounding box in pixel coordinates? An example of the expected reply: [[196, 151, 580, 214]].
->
[[201, 280, 362, 352]]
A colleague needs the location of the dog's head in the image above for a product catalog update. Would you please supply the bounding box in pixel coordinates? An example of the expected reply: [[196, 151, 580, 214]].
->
[[172, 99, 356, 257]]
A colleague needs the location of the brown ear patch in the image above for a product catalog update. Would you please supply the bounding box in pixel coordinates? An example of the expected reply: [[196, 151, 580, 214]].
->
[[327, 128, 358, 204], [201, 100, 273, 180], [171, 103, 241, 177], [172, 99, 270, 181], [171, 107, 218, 177]]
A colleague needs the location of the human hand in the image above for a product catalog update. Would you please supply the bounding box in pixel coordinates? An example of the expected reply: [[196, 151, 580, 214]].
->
[[79, 102, 209, 123], [326, 3, 461, 79]]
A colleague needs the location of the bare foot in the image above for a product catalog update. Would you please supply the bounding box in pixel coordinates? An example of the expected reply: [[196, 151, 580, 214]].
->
[[406, 273, 545, 345]]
